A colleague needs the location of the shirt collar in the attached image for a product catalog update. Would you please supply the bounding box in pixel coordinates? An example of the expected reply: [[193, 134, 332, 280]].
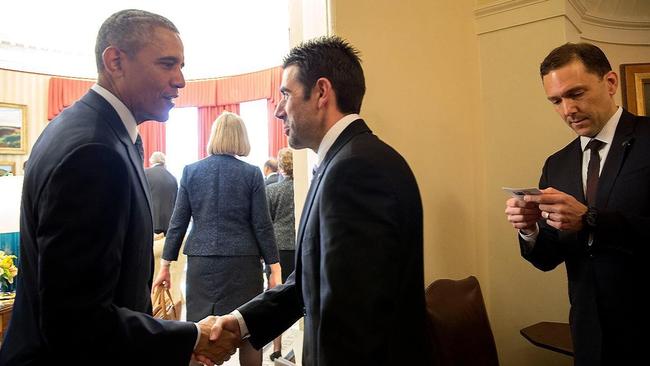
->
[[91, 84, 139, 143], [580, 106, 622, 151], [316, 113, 360, 164]]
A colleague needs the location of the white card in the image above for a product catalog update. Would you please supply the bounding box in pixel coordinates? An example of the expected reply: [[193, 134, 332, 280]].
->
[[502, 187, 542, 199]]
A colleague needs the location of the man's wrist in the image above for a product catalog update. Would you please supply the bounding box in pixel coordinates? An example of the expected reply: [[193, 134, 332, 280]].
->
[[231, 310, 250, 340], [582, 207, 598, 231], [160, 259, 171, 267]]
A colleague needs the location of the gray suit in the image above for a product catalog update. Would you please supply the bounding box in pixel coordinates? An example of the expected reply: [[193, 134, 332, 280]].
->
[[266, 178, 295, 251], [145, 164, 178, 234], [265, 172, 279, 185]]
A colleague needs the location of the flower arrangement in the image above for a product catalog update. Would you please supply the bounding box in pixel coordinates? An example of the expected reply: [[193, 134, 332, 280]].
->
[[0, 250, 18, 291]]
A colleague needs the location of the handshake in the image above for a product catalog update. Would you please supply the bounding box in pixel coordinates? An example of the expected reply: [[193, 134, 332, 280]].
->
[[193, 314, 242, 366]]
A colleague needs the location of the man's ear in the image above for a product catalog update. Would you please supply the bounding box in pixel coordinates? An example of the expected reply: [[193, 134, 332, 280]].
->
[[102, 46, 124, 76], [315, 78, 333, 109], [604, 70, 618, 96]]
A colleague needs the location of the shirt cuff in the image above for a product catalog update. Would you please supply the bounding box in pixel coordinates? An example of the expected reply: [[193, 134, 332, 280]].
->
[[193, 323, 201, 349], [519, 224, 539, 248], [232, 310, 250, 339], [160, 259, 171, 267]]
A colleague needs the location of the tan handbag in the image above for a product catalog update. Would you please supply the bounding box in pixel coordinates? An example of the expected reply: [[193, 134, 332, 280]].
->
[[152, 284, 178, 320]]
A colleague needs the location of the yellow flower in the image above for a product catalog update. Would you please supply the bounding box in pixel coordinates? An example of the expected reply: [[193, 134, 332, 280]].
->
[[0, 250, 18, 285]]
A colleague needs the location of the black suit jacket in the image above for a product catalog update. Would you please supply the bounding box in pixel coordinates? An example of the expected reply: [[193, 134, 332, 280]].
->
[[520, 109, 650, 365], [145, 164, 178, 234], [239, 120, 432, 365], [0, 90, 197, 365]]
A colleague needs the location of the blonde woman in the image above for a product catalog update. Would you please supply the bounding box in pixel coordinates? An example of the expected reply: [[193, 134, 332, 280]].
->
[[154, 112, 280, 366]]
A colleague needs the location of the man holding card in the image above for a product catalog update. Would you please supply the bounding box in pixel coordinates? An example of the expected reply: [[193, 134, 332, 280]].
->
[[504, 43, 650, 366]]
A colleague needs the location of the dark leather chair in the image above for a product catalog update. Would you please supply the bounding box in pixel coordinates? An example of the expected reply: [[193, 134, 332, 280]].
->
[[425, 276, 499, 366]]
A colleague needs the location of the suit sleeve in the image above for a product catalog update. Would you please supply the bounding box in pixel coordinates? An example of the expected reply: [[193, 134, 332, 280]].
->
[[316, 156, 405, 365], [37, 144, 196, 363], [239, 272, 303, 349], [163, 165, 192, 261]]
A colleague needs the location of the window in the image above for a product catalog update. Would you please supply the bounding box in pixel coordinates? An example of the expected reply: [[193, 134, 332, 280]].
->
[[165, 107, 198, 182], [239, 99, 269, 172]]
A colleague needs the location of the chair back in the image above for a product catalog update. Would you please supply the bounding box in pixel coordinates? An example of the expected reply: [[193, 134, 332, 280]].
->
[[425, 276, 499, 366]]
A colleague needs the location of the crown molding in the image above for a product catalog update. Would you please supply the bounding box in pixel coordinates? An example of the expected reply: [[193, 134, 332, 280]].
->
[[475, 0, 650, 45]]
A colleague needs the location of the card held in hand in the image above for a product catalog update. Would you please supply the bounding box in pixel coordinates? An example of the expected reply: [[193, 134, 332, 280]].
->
[[502, 187, 542, 199]]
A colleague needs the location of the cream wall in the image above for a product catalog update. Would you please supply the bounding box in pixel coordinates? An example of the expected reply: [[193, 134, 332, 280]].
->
[[0, 69, 50, 175], [330, 0, 485, 284]]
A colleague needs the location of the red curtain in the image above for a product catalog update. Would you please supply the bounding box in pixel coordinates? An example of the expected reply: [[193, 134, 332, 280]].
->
[[139, 121, 166, 168], [267, 67, 287, 157], [197, 104, 240, 160], [47, 78, 94, 120], [47, 66, 285, 159]]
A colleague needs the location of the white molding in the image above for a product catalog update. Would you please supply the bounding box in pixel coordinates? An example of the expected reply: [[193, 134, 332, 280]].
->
[[476, 0, 650, 45], [474, 0, 547, 18]]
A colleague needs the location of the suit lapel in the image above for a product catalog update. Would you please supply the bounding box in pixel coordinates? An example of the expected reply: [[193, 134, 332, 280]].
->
[[597, 110, 636, 208], [294, 120, 372, 286], [81, 91, 153, 217]]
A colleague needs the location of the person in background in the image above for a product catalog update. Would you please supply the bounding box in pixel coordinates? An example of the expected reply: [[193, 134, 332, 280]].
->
[[0, 9, 236, 365], [505, 42, 650, 365], [145, 151, 178, 235], [263, 158, 279, 185], [154, 111, 281, 366], [207, 36, 432, 366], [264, 147, 296, 361]]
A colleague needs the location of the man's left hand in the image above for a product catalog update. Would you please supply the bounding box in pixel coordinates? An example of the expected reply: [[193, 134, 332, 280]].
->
[[524, 187, 587, 232]]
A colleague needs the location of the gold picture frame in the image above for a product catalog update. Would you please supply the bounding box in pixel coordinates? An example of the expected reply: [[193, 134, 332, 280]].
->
[[0, 161, 16, 176], [0, 102, 28, 154], [620, 63, 650, 117]]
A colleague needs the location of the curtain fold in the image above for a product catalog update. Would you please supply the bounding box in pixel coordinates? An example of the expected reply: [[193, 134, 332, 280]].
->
[[197, 104, 240, 160], [47, 78, 93, 120], [139, 121, 166, 168], [267, 66, 287, 157]]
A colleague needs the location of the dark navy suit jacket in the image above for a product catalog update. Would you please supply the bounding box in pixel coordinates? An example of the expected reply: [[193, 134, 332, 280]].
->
[[238, 120, 432, 366], [520, 109, 650, 365], [0, 90, 197, 365]]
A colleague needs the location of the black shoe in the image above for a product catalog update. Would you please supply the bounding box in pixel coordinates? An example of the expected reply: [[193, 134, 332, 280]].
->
[[269, 351, 282, 361]]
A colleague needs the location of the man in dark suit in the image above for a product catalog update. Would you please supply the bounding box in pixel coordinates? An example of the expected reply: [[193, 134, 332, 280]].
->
[[505, 43, 649, 365], [0, 9, 236, 365], [207, 36, 431, 366], [263, 158, 279, 185], [145, 151, 178, 235]]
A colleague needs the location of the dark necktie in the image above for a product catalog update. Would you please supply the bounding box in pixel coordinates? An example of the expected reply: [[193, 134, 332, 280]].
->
[[585, 139, 605, 206], [135, 134, 144, 161]]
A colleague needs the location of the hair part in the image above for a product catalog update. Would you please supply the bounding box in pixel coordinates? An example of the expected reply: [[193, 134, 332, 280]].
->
[[277, 148, 293, 178], [540, 42, 612, 79], [95, 9, 179, 72], [283, 35, 366, 114], [207, 112, 251, 157]]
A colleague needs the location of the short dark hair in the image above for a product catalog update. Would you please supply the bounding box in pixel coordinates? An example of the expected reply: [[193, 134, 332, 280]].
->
[[283, 36, 366, 114], [264, 158, 278, 172], [540, 42, 612, 79], [95, 9, 179, 72]]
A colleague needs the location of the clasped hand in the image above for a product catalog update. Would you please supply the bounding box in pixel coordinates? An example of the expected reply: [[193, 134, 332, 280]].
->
[[193, 315, 243, 366], [505, 187, 587, 232]]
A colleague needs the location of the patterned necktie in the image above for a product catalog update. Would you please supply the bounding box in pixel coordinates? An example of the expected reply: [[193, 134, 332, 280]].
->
[[135, 134, 144, 161], [585, 139, 605, 206]]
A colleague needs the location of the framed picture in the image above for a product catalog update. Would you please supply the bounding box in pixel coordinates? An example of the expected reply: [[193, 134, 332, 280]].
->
[[0, 161, 15, 176], [0, 102, 28, 154], [621, 63, 650, 117]]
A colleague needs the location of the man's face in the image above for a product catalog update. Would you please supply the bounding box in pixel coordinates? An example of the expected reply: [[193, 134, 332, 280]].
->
[[542, 61, 618, 138], [119, 27, 185, 122], [274, 65, 323, 151]]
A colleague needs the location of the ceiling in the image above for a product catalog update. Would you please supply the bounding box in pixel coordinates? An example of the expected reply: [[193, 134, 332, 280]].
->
[[579, 0, 650, 23], [0, 0, 289, 79]]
